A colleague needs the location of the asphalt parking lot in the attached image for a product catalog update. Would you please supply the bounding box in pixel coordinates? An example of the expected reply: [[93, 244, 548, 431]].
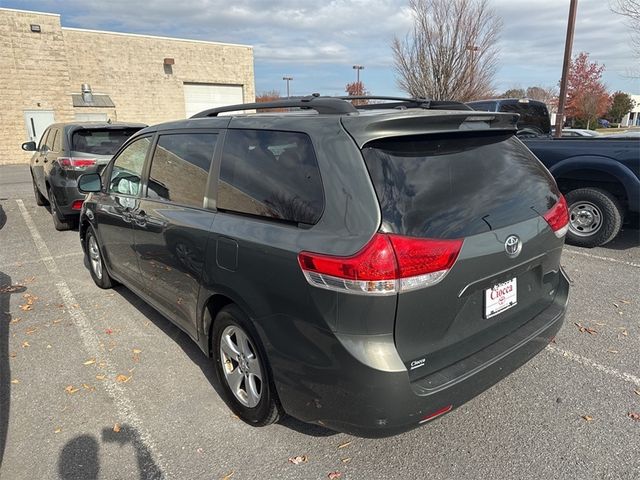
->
[[0, 164, 639, 480]]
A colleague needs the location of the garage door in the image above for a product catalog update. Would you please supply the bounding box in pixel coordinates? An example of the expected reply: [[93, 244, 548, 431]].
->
[[184, 83, 244, 118]]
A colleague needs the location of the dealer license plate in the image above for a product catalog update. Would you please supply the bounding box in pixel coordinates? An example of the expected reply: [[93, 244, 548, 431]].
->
[[485, 278, 517, 319]]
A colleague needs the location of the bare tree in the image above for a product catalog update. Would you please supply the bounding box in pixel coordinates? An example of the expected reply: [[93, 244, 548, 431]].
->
[[525, 86, 558, 106], [392, 0, 502, 101], [611, 0, 640, 54]]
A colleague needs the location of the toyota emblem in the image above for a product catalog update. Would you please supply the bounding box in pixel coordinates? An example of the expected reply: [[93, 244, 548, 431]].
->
[[504, 235, 522, 257]]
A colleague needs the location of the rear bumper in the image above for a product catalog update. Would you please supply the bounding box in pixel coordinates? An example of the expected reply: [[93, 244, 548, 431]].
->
[[267, 269, 569, 437], [49, 180, 84, 216]]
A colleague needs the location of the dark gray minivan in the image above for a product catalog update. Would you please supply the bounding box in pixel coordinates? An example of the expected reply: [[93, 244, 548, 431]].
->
[[77, 96, 570, 437]]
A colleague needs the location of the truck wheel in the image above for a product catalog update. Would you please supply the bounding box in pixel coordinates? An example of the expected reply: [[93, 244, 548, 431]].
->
[[48, 187, 74, 231], [32, 176, 48, 206], [565, 188, 623, 248]]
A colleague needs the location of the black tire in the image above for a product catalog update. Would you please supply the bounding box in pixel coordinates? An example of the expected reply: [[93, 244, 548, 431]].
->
[[565, 188, 623, 248], [47, 187, 74, 231], [84, 226, 114, 289], [32, 176, 48, 206], [212, 305, 281, 426]]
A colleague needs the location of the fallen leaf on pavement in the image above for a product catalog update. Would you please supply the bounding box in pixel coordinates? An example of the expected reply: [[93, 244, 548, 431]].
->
[[19, 304, 32, 311], [341, 458, 352, 463], [634, 389, 640, 396], [288, 455, 308, 465], [132, 349, 142, 354], [9, 352, 16, 358], [574, 323, 597, 335], [115, 374, 131, 383], [9, 318, 21, 325], [620, 299, 630, 304], [81, 383, 95, 391], [629, 412, 640, 421], [96, 374, 106, 381], [21, 341, 30, 348], [11, 379, 19, 384], [607, 350, 619, 354], [0, 284, 25, 293], [621, 329, 628, 337], [25, 327, 37, 335], [613, 302, 619, 308], [113, 423, 121, 433], [64, 385, 79, 394], [328, 472, 342, 479], [83, 358, 96, 366], [221, 471, 234, 480], [105, 328, 113, 335], [581, 415, 593, 422], [337, 441, 352, 449], [54, 427, 62, 434]]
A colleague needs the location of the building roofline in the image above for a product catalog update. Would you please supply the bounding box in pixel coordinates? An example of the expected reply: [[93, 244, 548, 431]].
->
[[0, 7, 60, 17], [61, 26, 252, 49]]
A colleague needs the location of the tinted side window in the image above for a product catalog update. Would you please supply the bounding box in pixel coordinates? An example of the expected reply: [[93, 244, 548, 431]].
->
[[109, 137, 151, 196], [51, 129, 61, 152], [147, 133, 217, 208], [38, 129, 51, 152], [218, 130, 324, 224]]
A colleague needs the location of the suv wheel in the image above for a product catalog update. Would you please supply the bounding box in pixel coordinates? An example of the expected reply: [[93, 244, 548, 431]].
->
[[565, 188, 623, 248], [32, 177, 48, 206], [85, 226, 114, 289], [213, 305, 281, 426], [48, 187, 74, 231]]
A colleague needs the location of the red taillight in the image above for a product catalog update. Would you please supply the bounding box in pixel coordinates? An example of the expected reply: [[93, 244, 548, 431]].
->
[[58, 157, 96, 170], [419, 404, 453, 424], [543, 195, 569, 238], [71, 200, 84, 210], [298, 233, 462, 295]]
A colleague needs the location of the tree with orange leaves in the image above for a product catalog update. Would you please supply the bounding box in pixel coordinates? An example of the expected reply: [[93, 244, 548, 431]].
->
[[565, 52, 611, 129]]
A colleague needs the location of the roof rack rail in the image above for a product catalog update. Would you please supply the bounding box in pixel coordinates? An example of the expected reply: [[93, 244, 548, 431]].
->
[[338, 96, 472, 111], [191, 94, 358, 118]]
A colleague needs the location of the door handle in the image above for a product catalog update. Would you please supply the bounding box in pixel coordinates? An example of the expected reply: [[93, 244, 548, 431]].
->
[[133, 210, 147, 226]]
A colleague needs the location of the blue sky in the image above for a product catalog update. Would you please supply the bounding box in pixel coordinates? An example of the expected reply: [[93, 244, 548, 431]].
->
[[3, 0, 639, 97]]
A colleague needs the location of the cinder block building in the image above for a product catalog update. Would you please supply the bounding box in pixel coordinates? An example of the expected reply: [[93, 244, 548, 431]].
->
[[0, 7, 255, 164]]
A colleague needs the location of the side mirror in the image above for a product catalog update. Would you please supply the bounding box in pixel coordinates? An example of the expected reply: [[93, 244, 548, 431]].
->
[[22, 141, 37, 151], [78, 173, 102, 193]]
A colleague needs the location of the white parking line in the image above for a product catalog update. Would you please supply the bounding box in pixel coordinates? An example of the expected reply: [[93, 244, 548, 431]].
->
[[546, 344, 640, 387], [0, 251, 83, 269], [564, 247, 640, 268], [16, 199, 169, 479]]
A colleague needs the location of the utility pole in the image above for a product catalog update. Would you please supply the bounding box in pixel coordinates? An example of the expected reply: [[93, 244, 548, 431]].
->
[[352, 65, 364, 95], [555, 0, 578, 138], [282, 76, 293, 98]]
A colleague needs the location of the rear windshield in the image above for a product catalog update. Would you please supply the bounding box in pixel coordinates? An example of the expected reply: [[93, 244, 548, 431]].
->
[[362, 133, 559, 239], [71, 129, 140, 155]]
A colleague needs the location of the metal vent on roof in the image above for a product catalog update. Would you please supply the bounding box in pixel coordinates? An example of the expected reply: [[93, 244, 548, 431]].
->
[[72, 89, 115, 108]]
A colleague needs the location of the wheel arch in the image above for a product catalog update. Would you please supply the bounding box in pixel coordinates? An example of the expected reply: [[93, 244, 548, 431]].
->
[[549, 156, 639, 213]]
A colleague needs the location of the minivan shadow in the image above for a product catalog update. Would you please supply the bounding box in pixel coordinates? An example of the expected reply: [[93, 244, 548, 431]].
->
[[111, 285, 336, 438]]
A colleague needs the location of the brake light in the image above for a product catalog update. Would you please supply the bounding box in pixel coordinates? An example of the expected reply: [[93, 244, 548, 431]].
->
[[58, 157, 96, 170], [298, 233, 462, 295], [71, 200, 84, 210], [543, 195, 569, 238]]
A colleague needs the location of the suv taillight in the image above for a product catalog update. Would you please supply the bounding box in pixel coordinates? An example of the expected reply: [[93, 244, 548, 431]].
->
[[298, 234, 463, 295], [57, 157, 96, 170], [543, 195, 569, 238]]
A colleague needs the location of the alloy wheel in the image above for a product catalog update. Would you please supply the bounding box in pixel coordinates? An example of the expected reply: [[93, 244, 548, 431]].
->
[[219, 325, 263, 408]]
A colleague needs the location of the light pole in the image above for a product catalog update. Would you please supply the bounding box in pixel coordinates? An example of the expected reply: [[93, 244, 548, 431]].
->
[[352, 65, 364, 95], [555, 0, 578, 137], [282, 76, 293, 98]]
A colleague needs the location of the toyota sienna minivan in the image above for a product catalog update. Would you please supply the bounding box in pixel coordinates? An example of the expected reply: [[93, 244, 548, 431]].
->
[[77, 95, 570, 437]]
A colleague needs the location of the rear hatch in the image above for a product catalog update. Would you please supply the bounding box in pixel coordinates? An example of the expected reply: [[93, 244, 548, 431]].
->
[[361, 131, 567, 380], [66, 127, 141, 177]]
